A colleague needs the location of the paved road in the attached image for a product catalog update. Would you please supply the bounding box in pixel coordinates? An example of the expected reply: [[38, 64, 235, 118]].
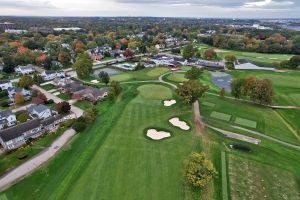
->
[[0, 129, 76, 192], [32, 85, 83, 117]]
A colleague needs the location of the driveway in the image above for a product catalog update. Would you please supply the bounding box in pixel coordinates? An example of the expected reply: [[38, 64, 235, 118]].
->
[[32, 85, 83, 117], [0, 129, 76, 192]]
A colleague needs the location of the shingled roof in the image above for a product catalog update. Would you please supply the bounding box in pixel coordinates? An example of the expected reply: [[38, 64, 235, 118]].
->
[[0, 118, 40, 142]]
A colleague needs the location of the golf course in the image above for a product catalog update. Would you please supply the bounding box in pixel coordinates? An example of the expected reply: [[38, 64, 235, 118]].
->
[[1, 65, 300, 200]]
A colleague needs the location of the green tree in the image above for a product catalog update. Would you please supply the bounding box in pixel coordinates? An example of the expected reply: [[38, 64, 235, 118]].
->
[[182, 44, 195, 59], [73, 52, 93, 79], [288, 55, 300, 69], [225, 54, 237, 62], [33, 73, 44, 84], [184, 152, 217, 189], [18, 75, 33, 89], [98, 71, 110, 85], [108, 81, 122, 100], [177, 80, 209, 105], [185, 67, 203, 80], [231, 78, 245, 99]]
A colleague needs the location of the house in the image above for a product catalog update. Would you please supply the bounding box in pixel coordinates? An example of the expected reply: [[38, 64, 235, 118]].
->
[[234, 59, 275, 71], [0, 118, 42, 150], [41, 115, 64, 132], [140, 60, 156, 68], [0, 110, 17, 130], [15, 65, 35, 75], [41, 70, 65, 81], [196, 60, 225, 68], [72, 87, 109, 103], [5, 29, 27, 34], [27, 104, 57, 120], [0, 80, 13, 91], [151, 55, 174, 66], [61, 82, 86, 93], [52, 77, 73, 87], [7, 87, 31, 102]]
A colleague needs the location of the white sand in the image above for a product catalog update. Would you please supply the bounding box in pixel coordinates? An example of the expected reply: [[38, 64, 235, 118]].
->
[[164, 100, 176, 107], [169, 118, 190, 131], [91, 80, 99, 84], [146, 129, 171, 140]]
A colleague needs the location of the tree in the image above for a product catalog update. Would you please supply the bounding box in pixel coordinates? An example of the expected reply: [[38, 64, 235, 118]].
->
[[98, 71, 110, 85], [225, 54, 237, 62], [288, 55, 300, 69], [146, 46, 159, 55], [185, 67, 203, 80], [58, 51, 71, 68], [204, 49, 217, 60], [108, 81, 122, 99], [134, 63, 145, 71], [73, 117, 87, 132], [87, 41, 97, 49], [182, 44, 195, 59], [83, 107, 98, 124], [220, 88, 225, 98], [184, 152, 217, 189], [249, 79, 274, 105], [33, 91, 47, 105], [18, 75, 33, 89], [195, 50, 202, 59], [231, 78, 245, 99], [73, 52, 93, 79], [56, 101, 71, 114], [33, 73, 44, 84], [15, 92, 25, 105], [123, 48, 134, 58], [177, 80, 209, 105]]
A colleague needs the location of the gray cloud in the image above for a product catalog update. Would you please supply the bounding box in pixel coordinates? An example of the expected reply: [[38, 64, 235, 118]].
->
[[0, 0, 56, 9], [114, 0, 298, 8]]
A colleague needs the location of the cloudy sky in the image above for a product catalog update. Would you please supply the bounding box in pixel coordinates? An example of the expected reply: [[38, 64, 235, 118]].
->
[[0, 0, 299, 18]]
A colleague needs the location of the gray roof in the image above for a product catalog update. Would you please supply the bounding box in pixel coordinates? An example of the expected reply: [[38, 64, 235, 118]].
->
[[41, 115, 62, 126], [28, 104, 49, 114], [0, 80, 11, 84], [63, 82, 85, 93], [0, 110, 13, 118], [0, 118, 40, 142]]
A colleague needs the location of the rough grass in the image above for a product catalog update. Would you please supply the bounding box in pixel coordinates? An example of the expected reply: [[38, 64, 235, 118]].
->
[[210, 111, 232, 121], [228, 154, 300, 200], [202, 101, 215, 108], [234, 117, 257, 129], [137, 84, 173, 100]]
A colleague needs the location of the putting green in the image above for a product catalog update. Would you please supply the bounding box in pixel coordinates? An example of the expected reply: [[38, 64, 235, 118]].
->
[[210, 111, 231, 121], [235, 117, 257, 129], [137, 84, 173, 100], [110, 74, 132, 82]]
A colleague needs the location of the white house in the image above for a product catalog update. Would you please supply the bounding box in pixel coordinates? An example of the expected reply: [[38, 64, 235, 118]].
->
[[5, 29, 28, 34], [41, 70, 65, 81], [0, 110, 17, 130], [0, 80, 13, 91], [7, 87, 31, 102], [27, 104, 57, 120], [15, 65, 35, 75]]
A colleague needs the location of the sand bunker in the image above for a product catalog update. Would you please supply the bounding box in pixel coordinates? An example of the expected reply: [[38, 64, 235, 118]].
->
[[169, 118, 190, 131], [91, 80, 99, 84], [146, 129, 171, 140], [164, 100, 176, 107]]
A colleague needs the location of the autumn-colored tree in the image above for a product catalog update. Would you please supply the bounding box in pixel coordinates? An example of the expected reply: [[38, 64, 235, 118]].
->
[[204, 49, 217, 60], [184, 152, 217, 189], [18, 75, 33, 89], [74, 40, 86, 54], [123, 48, 134, 58], [220, 88, 225, 97], [15, 92, 25, 105], [58, 51, 71, 68], [56, 101, 71, 114], [33, 91, 47, 105], [177, 80, 209, 105], [17, 45, 30, 55]]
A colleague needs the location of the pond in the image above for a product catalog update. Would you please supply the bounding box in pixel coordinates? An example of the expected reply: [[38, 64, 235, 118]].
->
[[209, 71, 233, 92], [92, 67, 122, 78]]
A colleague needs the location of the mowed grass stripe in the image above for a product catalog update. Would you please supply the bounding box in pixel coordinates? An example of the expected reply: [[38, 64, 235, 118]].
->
[[210, 111, 231, 121], [234, 117, 257, 129], [221, 151, 228, 200]]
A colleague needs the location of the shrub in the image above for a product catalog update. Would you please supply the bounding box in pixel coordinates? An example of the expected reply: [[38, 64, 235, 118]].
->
[[17, 152, 29, 160], [231, 143, 252, 152], [17, 112, 30, 123], [0, 100, 9, 107], [0, 90, 8, 97], [45, 99, 54, 105], [73, 119, 87, 132]]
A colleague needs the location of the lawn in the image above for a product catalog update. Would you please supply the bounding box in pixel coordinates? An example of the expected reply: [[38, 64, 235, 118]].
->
[[3, 84, 202, 200], [137, 84, 173, 100], [57, 93, 71, 101], [41, 84, 56, 91], [74, 100, 94, 110], [228, 154, 300, 200], [210, 111, 232, 121], [234, 117, 257, 129], [110, 67, 169, 82], [0, 126, 68, 176]]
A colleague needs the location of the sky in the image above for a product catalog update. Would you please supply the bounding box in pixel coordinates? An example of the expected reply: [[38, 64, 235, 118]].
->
[[0, 0, 299, 18]]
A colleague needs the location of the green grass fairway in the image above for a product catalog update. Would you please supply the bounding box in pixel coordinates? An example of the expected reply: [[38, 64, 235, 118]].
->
[[235, 117, 257, 129], [228, 154, 300, 200], [3, 84, 200, 200], [166, 73, 188, 83], [146, 67, 169, 77], [137, 84, 173, 100], [110, 67, 170, 82], [110, 73, 132, 82], [210, 111, 232, 121]]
